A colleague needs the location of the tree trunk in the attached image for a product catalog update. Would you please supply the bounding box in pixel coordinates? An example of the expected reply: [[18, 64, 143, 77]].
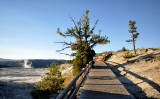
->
[[132, 34, 136, 55]]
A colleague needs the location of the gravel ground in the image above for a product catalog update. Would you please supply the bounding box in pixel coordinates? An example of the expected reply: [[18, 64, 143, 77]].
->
[[0, 68, 49, 99]]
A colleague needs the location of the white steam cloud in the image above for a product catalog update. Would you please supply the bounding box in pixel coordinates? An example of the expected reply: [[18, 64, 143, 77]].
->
[[23, 59, 32, 68]]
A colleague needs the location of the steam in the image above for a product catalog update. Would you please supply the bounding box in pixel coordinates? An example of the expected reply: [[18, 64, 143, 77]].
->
[[23, 59, 32, 68]]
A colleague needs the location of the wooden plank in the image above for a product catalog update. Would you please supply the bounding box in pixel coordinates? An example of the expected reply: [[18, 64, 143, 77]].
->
[[79, 61, 132, 99]]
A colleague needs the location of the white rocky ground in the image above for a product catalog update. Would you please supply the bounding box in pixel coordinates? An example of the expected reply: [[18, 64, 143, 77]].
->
[[60, 63, 73, 76], [0, 68, 49, 99], [0, 64, 73, 99], [0, 68, 49, 83]]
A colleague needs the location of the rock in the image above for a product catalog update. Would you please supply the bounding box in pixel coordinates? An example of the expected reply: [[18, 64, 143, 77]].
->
[[96, 53, 112, 61], [126, 60, 136, 63], [118, 67, 124, 71], [120, 71, 127, 75], [59, 63, 73, 76]]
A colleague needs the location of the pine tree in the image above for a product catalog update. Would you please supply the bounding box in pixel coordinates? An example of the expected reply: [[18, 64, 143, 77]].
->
[[57, 10, 110, 75], [35, 62, 64, 93], [126, 20, 140, 55]]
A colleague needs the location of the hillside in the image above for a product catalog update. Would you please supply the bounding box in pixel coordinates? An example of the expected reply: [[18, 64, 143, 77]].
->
[[0, 58, 16, 61], [0, 59, 66, 68], [96, 48, 160, 98]]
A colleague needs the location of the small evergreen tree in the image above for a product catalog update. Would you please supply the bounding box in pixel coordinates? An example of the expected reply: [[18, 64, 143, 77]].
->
[[35, 62, 64, 93], [126, 20, 140, 55], [121, 47, 127, 52], [57, 10, 110, 75]]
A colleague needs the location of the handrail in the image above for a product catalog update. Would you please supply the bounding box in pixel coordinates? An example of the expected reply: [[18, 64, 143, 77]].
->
[[56, 60, 94, 99]]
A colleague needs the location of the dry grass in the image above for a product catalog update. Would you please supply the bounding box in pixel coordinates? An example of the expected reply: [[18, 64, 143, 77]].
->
[[63, 75, 73, 87], [154, 55, 160, 60]]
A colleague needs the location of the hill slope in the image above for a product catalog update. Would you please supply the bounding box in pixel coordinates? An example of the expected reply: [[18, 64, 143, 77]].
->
[[98, 48, 160, 98], [0, 59, 66, 68]]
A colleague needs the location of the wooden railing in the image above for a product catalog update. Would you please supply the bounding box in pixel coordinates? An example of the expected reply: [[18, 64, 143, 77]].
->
[[56, 61, 94, 99]]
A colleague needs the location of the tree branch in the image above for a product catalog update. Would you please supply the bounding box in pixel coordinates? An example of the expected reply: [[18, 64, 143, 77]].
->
[[55, 41, 72, 46], [89, 20, 99, 34], [56, 46, 71, 52]]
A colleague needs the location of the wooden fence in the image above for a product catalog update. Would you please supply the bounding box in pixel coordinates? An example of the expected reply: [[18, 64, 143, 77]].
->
[[56, 61, 94, 99]]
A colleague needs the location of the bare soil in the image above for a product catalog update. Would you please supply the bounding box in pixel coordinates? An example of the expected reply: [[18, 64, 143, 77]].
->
[[105, 48, 160, 99]]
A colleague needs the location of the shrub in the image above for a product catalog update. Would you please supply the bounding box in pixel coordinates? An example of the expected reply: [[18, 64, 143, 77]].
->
[[32, 62, 65, 99], [42, 65, 49, 68], [156, 56, 160, 60], [31, 90, 50, 99], [121, 47, 127, 52], [66, 60, 74, 64], [58, 61, 65, 65], [147, 55, 160, 61], [122, 51, 133, 58]]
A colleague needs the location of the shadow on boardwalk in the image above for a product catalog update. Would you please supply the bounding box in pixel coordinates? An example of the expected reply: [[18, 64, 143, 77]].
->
[[106, 56, 160, 98], [80, 89, 131, 99], [80, 61, 132, 99]]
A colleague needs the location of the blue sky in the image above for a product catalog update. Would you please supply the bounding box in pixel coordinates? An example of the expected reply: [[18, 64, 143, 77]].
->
[[0, 0, 160, 60]]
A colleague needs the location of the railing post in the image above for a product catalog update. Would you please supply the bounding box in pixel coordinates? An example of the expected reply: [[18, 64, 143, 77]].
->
[[87, 62, 91, 73]]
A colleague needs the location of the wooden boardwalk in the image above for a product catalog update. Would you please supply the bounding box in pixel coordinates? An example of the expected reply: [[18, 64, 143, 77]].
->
[[79, 61, 132, 99]]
